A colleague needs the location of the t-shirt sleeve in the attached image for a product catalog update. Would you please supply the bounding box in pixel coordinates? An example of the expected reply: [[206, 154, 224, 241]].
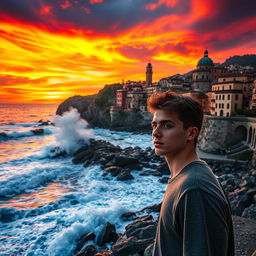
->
[[175, 189, 230, 256]]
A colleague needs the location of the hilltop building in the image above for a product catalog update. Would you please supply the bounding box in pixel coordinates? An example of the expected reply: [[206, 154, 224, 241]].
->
[[113, 62, 159, 112], [159, 74, 190, 91], [191, 50, 228, 92], [112, 50, 256, 117], [210, 74, 254, 116]]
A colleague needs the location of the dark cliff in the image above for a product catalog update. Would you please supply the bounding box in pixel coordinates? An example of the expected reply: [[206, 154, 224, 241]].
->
[[56, 83, 122, 128]]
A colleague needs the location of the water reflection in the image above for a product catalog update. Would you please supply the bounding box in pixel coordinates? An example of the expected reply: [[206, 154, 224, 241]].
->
[[0, 183, 69, 209]]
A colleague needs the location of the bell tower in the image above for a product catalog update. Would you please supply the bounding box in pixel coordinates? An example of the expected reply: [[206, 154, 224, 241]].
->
[[146, 62, 153, 87]]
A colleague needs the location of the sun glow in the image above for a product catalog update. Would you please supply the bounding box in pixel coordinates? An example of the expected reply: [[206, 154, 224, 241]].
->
[[0, 0, 255, 103]]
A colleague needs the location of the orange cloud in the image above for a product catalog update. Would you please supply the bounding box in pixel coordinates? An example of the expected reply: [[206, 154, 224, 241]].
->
[[90, 0, 105, 4], [0, 0, 255, 104]]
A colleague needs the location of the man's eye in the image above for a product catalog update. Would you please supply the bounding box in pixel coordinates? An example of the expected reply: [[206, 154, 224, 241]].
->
[[151, 123, 157, 128], [163, 124, 172, 128]]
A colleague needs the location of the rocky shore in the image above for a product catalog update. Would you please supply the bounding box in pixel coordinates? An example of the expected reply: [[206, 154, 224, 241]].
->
[[61, 138, 256, 256]]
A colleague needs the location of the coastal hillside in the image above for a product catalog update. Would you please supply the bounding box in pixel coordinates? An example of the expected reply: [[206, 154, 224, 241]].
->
[[56, 84, 151, 132], [222, 54, 256, 67], [56, 83, 122, 128]]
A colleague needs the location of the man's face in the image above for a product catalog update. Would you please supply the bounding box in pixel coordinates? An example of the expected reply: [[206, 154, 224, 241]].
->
[[151, 109, 190, 158]]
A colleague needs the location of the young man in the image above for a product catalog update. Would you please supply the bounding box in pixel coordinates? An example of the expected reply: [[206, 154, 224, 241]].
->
[[148, 91, 234, 256]]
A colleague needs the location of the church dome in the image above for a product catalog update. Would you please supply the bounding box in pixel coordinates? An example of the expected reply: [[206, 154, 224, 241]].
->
[[197, 50, 214, 66]]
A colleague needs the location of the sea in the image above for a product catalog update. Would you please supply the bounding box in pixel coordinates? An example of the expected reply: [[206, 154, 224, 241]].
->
[[0, 103, 167, 256]]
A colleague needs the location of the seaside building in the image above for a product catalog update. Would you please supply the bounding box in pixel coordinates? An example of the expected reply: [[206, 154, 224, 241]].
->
[[159, 74, 190, 91], [181, 91, 210, 114], [210, 74, 254, 116], [112, 49, 255, 117], [250, 79, 256, 109]]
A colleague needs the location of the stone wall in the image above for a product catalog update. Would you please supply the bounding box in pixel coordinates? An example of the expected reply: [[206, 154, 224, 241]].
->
[[198, 115, 256, 152], [110, 109, 152, 132]]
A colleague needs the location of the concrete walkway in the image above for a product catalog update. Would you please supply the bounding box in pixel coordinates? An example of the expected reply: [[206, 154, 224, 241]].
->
[[197, 147, 247, 163]]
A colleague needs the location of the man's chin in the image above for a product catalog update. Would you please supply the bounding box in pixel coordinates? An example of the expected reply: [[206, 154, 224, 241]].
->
[[154, 148, 166, 156]]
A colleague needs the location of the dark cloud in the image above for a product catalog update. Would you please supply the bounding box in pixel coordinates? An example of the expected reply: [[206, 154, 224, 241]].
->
[[192, 0, 256, 33], [0, 0, 188, 34], [208, 31, 256, 52]]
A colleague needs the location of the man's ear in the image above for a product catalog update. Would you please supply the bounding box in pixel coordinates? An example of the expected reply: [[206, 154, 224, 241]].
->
[[187, 127, 199, 141]]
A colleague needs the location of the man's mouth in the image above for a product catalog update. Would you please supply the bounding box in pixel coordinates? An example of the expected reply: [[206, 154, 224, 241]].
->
[[154, 141, 163, 147]]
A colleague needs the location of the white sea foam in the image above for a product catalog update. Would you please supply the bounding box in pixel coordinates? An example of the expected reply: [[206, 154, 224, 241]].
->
[[94, 128, 153, 149], [47, 203, 127, 256], [53, 108, 93, 154], [0, 163, 79, 198]]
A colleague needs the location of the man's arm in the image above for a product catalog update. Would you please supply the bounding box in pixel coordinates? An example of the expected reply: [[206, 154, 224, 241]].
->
[[176, 189, 232, 256]]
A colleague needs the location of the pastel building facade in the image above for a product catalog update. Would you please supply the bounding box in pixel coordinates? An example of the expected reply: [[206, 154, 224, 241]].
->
[[210, 74, 254, 116]]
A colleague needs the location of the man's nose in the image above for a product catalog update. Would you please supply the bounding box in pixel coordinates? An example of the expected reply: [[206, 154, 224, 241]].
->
[[152, 126, 161, 137]]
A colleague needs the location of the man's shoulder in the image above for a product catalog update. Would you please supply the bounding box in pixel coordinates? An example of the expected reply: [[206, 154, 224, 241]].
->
[[177, 161, 221, 195]]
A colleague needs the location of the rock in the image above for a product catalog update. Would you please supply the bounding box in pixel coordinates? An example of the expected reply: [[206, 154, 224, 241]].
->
[[126, 223, 157, 240], [31, 128, 44, 135], [49, 146, 66, 158], [133, 215, 153, 223], [116, 170, 134, 181], [73, 148, 94, 164], [75, 245, 97, 256], [242, 204, 256, 219], [111, 237, 153, 256], [74, 232, 96, 254], [121, 212, 137, 221], [141, 204, 162, 213], [158, 177, 169, 183], [103, 166, 122, 177], [144, 243, 154, 256], [239, 176, 255, 188], [112, 156, 139, 167], [156, 162, 170, 175], [233, 195, 252, 216], [139, 170, 162, 176], [94, 251, 112, 256], [125, 218, 155, 238], [124, 163, 142, 171], [97, 222, 118, 246]]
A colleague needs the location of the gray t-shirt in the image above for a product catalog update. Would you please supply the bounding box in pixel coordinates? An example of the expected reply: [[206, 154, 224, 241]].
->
[[153, 160, 234, 256]]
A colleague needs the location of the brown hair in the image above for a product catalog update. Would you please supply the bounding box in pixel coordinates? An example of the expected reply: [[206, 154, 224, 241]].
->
[[147, 90, 203, 144]]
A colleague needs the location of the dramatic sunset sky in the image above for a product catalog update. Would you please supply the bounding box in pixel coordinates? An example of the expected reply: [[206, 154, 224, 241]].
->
[[0, 0, 255, 103]]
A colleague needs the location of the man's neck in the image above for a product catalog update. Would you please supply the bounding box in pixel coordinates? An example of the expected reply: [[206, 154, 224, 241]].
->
[[165, 147, 200, 179]]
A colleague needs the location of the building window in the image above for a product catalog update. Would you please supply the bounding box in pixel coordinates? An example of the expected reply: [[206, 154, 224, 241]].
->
[[234, 78, 236, 81], [222, 86, 224, 90], [215, 112, 217, 116], [235, 94, 238, 100], [219, 104, 221, 108], [223, 79, 226, 81], [227, 104, 230, 109], [229, 85, 232, 89], [216, 95, 217, 100], [227, 113, 229, 116], [235, 103, 238, 110], [222, 104, 224, 108], [218, 87, 219, 90], [228, 95, 230, 100], [222, 95, 225, 100], [244, 87, 246, 91], [215, 104, 217, 108]]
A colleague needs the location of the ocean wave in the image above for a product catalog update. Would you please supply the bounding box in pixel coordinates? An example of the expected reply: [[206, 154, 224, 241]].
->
[[0, 166, 78, 199], [0, 195, 78, 223], [47, 204, 126, 256], [0, 128, 53, 141]]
